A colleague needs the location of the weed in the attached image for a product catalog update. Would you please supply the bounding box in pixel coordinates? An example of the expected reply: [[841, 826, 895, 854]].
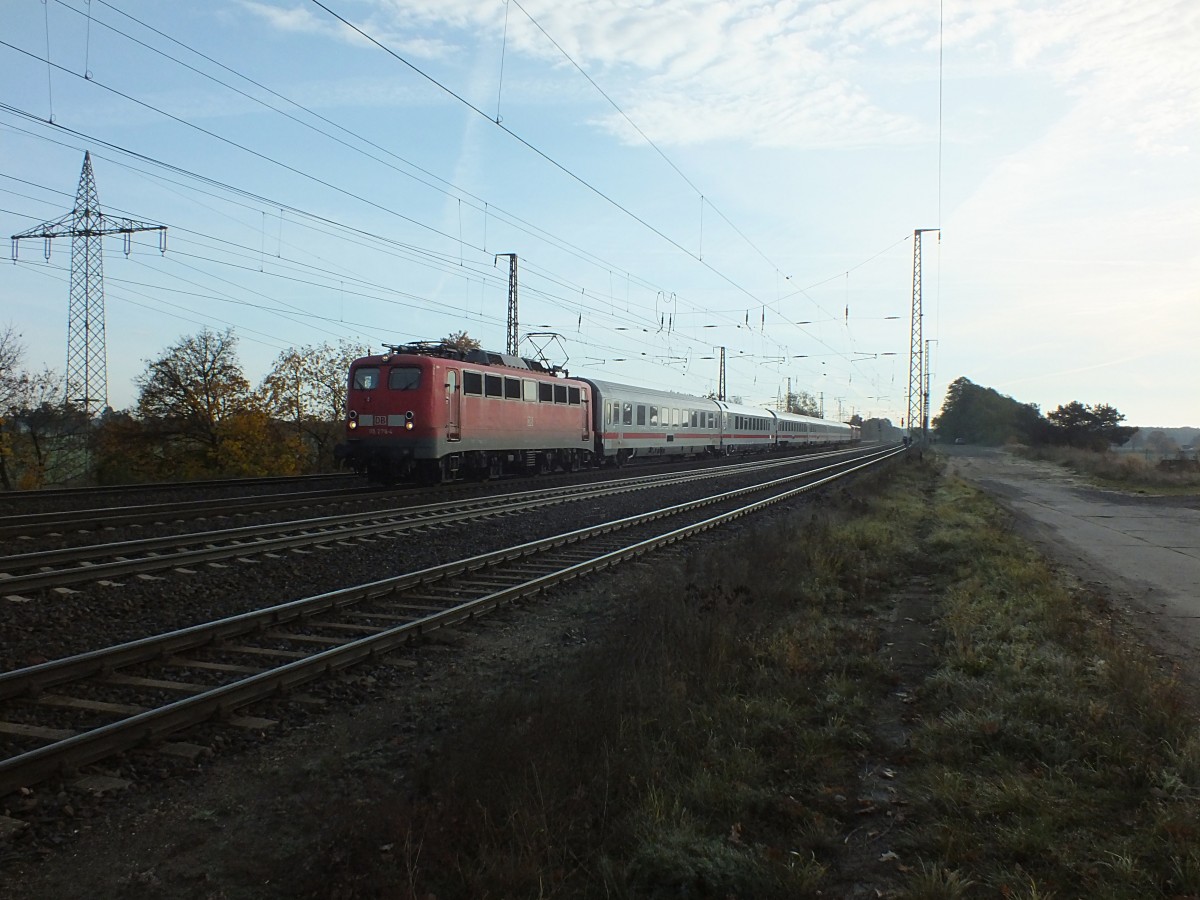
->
[[902, 860, 975, 899]]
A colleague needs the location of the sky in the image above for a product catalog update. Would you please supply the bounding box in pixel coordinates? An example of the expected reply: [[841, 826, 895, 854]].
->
[[2, 0, 1197, 428]]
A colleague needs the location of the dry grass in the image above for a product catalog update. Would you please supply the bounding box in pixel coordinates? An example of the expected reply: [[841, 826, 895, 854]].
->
[[1013, 444, 1200, 493]]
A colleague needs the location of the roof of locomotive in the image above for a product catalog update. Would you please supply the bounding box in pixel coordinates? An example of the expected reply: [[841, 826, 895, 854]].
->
[[355, 342, 571, 376]]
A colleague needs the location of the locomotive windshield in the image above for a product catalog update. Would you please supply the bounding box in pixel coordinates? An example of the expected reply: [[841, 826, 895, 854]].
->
[[352, 367, 380, 390], [388, 366, 421, 390]]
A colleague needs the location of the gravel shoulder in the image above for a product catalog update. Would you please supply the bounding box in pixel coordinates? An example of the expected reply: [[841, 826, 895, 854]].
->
[[944, 445, 1200, 696]]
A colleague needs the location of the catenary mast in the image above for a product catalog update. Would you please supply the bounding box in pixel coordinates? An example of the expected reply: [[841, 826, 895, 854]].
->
[[906, 228, 938, 441]]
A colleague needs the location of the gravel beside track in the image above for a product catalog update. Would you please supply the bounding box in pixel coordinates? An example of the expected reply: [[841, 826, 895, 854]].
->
[[0, 455, 894, 883], [3, 454, 791, 552], [0, 458, 858, 672], [0, 474, 365, 517]]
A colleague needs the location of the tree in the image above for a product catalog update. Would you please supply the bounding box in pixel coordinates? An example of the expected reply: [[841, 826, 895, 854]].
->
[[258, 340, 367, 471], [1046, 401, 1137, 450], [0, 325, 25, 490], [0, 325, 67, 489], [135, 328, 256, 474], [442, 331, 481, 352], [786, 389, 821, 417], [92, 410, 155, 484], [1145, 430, 1179, 458], [932, 377, 1043, 446]]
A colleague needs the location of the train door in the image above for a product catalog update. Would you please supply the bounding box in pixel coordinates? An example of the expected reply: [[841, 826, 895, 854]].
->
[[446, 368, 461, 441], [580, 386, 591, 442]]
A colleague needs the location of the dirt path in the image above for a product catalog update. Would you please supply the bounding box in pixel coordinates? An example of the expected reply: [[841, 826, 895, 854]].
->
[[945, 446, 1200, 688]]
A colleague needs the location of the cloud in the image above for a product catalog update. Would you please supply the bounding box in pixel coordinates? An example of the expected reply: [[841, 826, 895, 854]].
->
[[237, 1, 457, 58], [238, 1, 347, 37], [220, 1, 1200, 155], [241, 0, 936, 147], [1001, 0, 1200, 155]]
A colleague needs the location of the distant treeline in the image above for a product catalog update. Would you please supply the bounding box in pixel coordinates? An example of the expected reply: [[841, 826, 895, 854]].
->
[[933, 377, 1138, 451]]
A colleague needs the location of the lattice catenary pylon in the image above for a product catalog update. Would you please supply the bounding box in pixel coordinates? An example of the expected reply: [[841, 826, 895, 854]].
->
[[906, 228, 938, 440]]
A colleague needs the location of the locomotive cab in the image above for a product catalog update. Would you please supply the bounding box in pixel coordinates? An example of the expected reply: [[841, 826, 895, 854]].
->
[[340, 355, 446, 483]]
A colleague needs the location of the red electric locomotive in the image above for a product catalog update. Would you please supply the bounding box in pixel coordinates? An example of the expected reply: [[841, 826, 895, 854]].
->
[[335, 342, 594, 484]]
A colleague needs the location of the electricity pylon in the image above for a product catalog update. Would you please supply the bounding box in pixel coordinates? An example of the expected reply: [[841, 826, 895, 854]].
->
[[11, 151, 166, 417]]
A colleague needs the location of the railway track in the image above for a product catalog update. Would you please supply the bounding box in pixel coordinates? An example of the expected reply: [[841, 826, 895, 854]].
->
[[0, 472, 360, 514], [0, 484, 388, 541], [0, 448, 870, 595], [0, 446, 853, 540], [0, 445, 902, 797]]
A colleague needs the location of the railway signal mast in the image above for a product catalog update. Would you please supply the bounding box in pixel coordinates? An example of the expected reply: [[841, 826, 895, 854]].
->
[[906, 228, 939, 442]]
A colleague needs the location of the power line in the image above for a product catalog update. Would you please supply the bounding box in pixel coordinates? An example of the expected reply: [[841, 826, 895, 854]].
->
[[307, 0, 771, 309], [3, 22, 817, 356], [2, 22, 908, 400], [509, 0, 786, 274], [48, 0, 722, 304]]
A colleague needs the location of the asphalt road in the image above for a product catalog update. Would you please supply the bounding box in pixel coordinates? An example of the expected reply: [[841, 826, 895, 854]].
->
[[943, 445, 1200, 678]]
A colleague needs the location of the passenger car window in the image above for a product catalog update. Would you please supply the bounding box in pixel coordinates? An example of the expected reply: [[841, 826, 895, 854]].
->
[[636, 405, 646, 426], [388, 366, 421, 390], [649, 406, 658, 426], [352, 367, 380, 390], [623, 402, 633, 425]]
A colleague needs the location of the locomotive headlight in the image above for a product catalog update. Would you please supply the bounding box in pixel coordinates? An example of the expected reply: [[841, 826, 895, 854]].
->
[[348, 419, 357, 430], [405, 421, 414, 430]]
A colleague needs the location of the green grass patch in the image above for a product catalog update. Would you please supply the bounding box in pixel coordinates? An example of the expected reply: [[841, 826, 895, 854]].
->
[[901, 474, 1200, 898]]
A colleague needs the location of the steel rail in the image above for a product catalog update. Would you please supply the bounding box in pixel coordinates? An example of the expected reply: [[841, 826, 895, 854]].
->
[[0, 447, 902, 795], [0, 449, 873, 592]]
